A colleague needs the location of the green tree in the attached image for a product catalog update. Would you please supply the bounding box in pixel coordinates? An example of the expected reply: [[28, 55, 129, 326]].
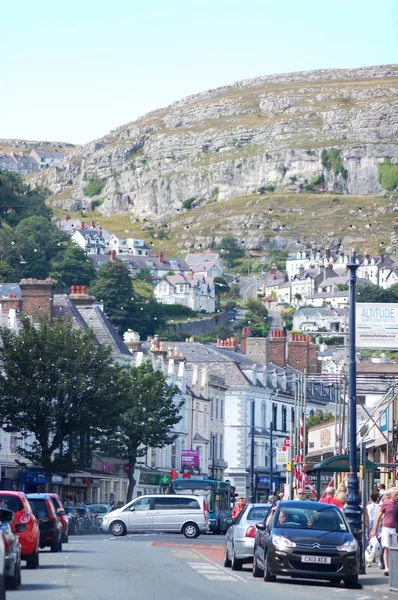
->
[[0, 170, 51, 225], [100, 362, 183, 502], [357, 285, 394, 303], [0, 317, 126, 484], [218, 236, 245, 260], [306, 409, 334, 429], [89, 260, 135, 333], [135, 268, 153, 284], [50, 244, 96, 288]]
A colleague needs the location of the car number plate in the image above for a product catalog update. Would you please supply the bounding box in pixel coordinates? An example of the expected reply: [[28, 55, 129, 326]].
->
[[301, 555, 331, 564]]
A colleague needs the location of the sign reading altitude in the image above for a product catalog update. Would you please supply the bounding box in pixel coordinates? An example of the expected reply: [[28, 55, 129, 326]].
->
[[356, 303, 398, 349]]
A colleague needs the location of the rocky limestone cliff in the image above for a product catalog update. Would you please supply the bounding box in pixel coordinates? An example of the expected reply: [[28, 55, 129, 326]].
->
[[31, 65, 398, 219]]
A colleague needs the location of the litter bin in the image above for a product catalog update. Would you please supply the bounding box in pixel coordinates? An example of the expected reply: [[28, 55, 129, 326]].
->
[[389, 532, 398, 591]]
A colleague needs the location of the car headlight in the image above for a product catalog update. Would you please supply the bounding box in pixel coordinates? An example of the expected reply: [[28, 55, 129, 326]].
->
[[337, 539, 358, 552], [272, 535, 297, 550]]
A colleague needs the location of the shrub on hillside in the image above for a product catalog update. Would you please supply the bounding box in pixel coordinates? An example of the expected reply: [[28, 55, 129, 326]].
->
[[378, 159, 398, 190], [83, 178, 105, 197]]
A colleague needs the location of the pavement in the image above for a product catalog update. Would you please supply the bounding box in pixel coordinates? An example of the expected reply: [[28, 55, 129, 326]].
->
[[10, 533, 397, 600]]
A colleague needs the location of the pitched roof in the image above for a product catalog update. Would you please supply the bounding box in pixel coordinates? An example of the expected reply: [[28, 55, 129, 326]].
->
[[186, 253, 220, 265], [32, 149, 67, 159]]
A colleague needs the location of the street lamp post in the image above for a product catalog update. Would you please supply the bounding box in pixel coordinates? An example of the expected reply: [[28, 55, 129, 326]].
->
[[269, 420, 274, 495], [345, 253, 364, 574], [211, 434, 216, 480], [249, 398, 255, 503]]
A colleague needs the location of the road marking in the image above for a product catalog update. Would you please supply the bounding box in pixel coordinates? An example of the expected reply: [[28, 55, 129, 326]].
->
[[186, 562, 237, 582]]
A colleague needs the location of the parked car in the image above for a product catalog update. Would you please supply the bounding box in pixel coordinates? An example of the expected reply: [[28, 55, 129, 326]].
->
[[48, 494, 69, 543], [102, 495, 209, 538], [224, 503, 271, 570], [0, 515, 6, 600], [27, 494, 62, 552], [87, 504, 111, 533], [252, 500, 359, 587], [0, 508, 21, 590], [0, 491, 40, 569]]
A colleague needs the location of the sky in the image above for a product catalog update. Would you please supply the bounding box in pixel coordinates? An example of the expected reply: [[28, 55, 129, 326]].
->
[[2, 0, 397, 144]]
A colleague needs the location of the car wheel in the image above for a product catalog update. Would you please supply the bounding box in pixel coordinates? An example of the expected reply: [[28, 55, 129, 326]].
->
[[231, 548, 243, 571], [26, 550, 39, 569], [263, 551, 276, 582], [253, 553, 263, 578], [344, 576, 359, 589], [110, 521, 127, 537], [182, 522, 200, 539], [223, 545, 232, 568], [51, 536, 60, 552]]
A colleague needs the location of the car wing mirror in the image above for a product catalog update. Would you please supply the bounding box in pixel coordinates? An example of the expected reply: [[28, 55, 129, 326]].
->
[[129, 507, 135, 512], [57, 509, 66, 516], [255, 522, 266, 531], [0, 509, 14, 523]]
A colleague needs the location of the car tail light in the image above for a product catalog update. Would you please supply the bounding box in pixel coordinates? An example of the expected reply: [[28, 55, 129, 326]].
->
[[20, 512, 31, 524], [245, 526, 256, 538], [203, 498, 208, 517]]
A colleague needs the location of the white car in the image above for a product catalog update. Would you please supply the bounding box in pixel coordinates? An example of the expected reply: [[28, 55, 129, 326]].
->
[[102, 494, 208, 538], [224, 503, 271, 571]]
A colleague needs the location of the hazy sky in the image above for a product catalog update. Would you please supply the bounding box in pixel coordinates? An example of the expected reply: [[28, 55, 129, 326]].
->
[[2, 0, 397, 144]]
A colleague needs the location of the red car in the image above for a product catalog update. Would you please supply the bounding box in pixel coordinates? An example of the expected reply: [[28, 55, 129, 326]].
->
[[0, 491, 39, 569], [49, 494, 69, 543]]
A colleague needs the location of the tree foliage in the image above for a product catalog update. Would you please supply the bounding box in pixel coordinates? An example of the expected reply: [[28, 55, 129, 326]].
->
[[0, 318, 125, 481], [357, 284, 398, 303], [306, 409, 334, 429], [0, 170, 51, 226], [217, 236, 245, 260], [50, 244, 96, 287], [100, 362, 183, 501]]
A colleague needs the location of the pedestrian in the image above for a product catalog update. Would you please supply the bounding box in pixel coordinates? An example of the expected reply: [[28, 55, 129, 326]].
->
[[278, 492, 284, 502], [319, 487, 343, 509], [335, 491, 346, 507], [370, 489, 398, 576], [379, 483, 386, 497], [294, 488, 306, 500], [64, 496, 74, 507], [231, 497, 246, 519], [116, 501, 124, 508], [263, 495, 277, 509]]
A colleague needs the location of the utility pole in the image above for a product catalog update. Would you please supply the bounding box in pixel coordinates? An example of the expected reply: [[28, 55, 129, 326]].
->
[[345, 251, 364, 574], [269, 420, 274, 496], [249, 398, 255, 502]]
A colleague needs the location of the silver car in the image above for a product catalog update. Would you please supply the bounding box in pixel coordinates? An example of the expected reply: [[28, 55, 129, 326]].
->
[[224, 503, 271, 571]]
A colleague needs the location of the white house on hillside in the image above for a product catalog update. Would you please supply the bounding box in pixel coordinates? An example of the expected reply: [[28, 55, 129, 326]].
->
[[154, 273, 215, 313], [71, 227, 105, 255], [185, 253, 224, 278], [105, 235, 151, 256]]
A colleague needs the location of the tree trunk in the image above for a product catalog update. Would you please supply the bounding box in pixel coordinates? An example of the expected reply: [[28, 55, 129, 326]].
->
[[126, 461, 136, 503]]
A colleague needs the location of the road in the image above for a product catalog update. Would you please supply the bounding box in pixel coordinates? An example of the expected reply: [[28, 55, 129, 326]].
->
[[10, 533, 392, 600]]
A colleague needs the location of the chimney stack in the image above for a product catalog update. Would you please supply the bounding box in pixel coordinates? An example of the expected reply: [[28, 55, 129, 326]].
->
[[110, 250, 117, 261], [69, 284, 95, 306], [270, 262, 277, 276], [64, 214, 70, 221], [80, 221, 85, 230], [240, 326, 251, 354], [266, 329, 286, 368], [287, 334, 317, 373], [98, 227, 103, 236], [19, 278, 54, 322], [157, 252, 164, 264]]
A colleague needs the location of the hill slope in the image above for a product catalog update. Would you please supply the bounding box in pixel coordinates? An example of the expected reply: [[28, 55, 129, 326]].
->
[[33, 64, 398, 224]]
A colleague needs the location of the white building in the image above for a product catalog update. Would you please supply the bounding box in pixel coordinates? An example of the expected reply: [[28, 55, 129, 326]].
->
[[106, 235, 151, 256], [71, 227, 106, 255], [185, 253, 224, 278], [154, 272, 215, 313], [29, 149, 67, 169]]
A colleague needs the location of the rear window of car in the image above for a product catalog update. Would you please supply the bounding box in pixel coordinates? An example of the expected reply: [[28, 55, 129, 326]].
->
[[29, 499, 49, 519], [50, 496, 61, 509], [179, 498, 200, 510], [0, 495, 24, 512], [247, 506, 270, 521]]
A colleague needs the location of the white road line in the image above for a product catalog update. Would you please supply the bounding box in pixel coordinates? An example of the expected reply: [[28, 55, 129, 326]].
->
[[188, 551, 247, 583]]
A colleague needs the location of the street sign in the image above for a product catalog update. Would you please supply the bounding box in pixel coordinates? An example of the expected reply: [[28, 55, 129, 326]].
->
[[356, 303, 398, 349], [284, 438, 291, 447], [282, 446, 287, 452], [276, 449, 288, 464], [286, 461, 292, 472]]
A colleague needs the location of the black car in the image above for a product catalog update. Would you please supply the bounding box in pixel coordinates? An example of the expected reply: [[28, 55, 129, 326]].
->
[[252, 501, 359, 588], [0, 508, 22, 590], [27, 494, 62, 552]]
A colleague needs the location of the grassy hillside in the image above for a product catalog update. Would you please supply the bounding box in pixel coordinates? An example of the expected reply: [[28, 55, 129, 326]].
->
[[49, 191, 396, 257]]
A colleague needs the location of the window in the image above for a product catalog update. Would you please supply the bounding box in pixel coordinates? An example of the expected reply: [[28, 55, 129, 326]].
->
[[213, 435, 218, 459], [220, 398, 224, 421], [195, 403, 199, 429], [179, 498, 200, 510], [154, 497, 179, 510], [131, 497, 151, 511], [219, 434, 223, 460], [151, 448, 156, 468], [216, 398, 219, 420], [0, 496, 23, 512], [254, 442, 258, 466], [210, 398, 214, 420], [171, 443, 176, 469], [261, 402, 266, 428], [282, 405, 287, 433]]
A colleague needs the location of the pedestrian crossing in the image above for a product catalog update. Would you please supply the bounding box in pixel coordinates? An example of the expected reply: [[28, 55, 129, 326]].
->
[[184, 561, 246, 582]]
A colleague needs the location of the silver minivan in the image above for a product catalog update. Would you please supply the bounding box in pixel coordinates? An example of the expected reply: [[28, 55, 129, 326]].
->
[[102, 494, 209, 539]]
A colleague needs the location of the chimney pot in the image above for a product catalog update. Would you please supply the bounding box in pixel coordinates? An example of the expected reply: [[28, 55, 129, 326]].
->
[[80, 221, 85, 230], [111, 250, 117, 261], [157, 252, 164, 264]]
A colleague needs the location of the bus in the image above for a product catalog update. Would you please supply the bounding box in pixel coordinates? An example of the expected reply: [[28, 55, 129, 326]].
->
[[170, 478, 232, 534]]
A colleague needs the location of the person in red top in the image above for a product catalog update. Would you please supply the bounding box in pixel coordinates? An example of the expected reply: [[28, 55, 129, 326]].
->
[[370, 489, 398, 576], [319, 487, 343, 509], [231, 497, 246, 519]]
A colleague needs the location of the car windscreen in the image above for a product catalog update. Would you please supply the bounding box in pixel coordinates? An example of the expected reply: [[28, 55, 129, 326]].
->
[[28, 499, 48, 519], [273, 507, 348, 532], [88, 505, 109, 514], [0, 495, 24, 512], [247, 506, 270, 521]]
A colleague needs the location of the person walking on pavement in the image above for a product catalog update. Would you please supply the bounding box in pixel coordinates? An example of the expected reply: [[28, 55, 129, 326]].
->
[[294, 488, 307, 500], [371, 488, 398, 576], [231, 497, 246, 519], [319, 487, 343, 509]]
